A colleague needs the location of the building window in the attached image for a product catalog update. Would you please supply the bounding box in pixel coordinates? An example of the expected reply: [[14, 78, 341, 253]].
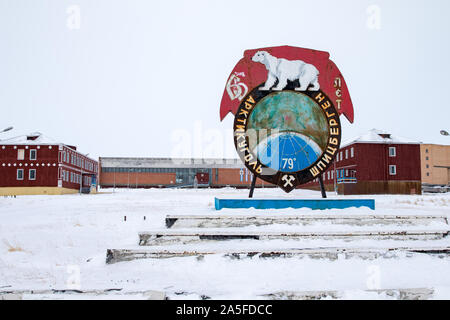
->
[[340, 152, 343, 161], [17, 169, 24, 180], [389, 147, 396, 157], [17, 149, 25, 160], [30, 149, 37, 160], [389, 165, 397, 175], [426, 164, 429, 168], [29, 169, 36, 180], [350, 147, 354, 158], [427, 172, 430, 176], [345, 149, 348, 159], [426, 149, 428, 153], [426, 156, 429, 161]]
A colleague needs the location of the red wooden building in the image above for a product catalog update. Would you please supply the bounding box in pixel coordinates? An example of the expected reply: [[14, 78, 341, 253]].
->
[[0, 132, 98, 195], [302, 129, 422, 195]]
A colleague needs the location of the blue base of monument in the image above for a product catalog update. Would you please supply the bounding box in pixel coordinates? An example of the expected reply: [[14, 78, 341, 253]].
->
[[214, 198, 375, 210]]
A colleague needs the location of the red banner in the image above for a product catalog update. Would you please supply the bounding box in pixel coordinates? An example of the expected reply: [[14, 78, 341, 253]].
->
[[220, 45, 354, 124]]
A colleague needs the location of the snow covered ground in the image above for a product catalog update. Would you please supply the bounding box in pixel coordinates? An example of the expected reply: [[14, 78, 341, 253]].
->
[[1, 187, 450, 300]]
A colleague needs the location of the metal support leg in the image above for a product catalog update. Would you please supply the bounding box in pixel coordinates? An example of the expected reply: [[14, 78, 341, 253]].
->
[[249, 175, 257, 198], [318, 175, 327, 198]]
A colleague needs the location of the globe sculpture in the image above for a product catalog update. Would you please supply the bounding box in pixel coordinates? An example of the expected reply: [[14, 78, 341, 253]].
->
[[248, 91, 328, 173]]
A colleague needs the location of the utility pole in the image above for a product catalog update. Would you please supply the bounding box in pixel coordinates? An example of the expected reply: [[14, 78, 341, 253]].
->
[[334, 160, 337, 195], [79, 169, 83, 195]]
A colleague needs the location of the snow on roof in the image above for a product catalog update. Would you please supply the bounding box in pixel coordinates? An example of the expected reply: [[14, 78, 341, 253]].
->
[[341, 129, 421, 148], [0, 132, 61, 145], [100, 157, 244, 169]]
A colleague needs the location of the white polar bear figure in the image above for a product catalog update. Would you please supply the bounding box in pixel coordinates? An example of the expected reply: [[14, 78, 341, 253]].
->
[[252, 51, 320, 91]]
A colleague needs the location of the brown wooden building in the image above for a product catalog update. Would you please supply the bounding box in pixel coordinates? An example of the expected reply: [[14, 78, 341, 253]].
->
[[302, 129, 422, 195]]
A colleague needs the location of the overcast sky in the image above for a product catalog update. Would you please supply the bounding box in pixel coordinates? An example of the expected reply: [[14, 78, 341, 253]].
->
[[1, 0, 449, 159]]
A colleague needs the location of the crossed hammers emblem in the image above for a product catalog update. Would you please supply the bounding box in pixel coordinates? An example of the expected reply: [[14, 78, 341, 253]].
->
[[282, 174, 295, 187]]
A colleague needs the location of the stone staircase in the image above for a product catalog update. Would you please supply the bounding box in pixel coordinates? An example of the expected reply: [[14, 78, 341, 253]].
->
[[106, 213, 450, 264]]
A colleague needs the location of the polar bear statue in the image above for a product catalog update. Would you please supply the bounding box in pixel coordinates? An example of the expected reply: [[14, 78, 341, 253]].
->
[[252, 51, 320, 91]]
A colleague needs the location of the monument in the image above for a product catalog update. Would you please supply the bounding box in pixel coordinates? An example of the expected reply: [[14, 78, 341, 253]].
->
[[217, 45, 374, 210]]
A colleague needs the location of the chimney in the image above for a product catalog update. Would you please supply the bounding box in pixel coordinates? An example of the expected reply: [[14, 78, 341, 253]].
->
[[26, 133, 41, 141], [378, 133, 391, 139]]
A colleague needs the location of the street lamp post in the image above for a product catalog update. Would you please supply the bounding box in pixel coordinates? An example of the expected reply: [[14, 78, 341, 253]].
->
[[0, 127, 13, 139], [1, 127, 13, 133]]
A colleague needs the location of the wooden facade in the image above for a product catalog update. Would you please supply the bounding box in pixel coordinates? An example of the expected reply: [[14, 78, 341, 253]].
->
[[0, 133, 98, 195], [302, 137, 422, 195]]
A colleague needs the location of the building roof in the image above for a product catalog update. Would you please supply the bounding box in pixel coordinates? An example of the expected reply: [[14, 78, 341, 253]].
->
[[0, 132, 98, 163], [341, 129, 421, 148], [0, 132, 60, 145], [99, 157, 244, 169]]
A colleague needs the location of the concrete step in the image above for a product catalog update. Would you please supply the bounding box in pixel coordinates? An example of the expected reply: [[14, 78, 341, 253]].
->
[[138, 229, 449, 246], [261, 288, 435, 300], [0, 289, 166, 300], [165, 214, 449, 229], [106, 246, 450, 264]]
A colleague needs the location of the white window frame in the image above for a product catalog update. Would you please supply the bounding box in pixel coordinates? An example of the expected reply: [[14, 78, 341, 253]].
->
[[29, 169, 36, 180], [17, 169, 24, 180], [17, 149, 25, 160], [389, 165, 397, 175], [30, 149, 37, 160], [389, 147, 396, 157], [350, 147, 354, 158], [345, 149, 348, 159]]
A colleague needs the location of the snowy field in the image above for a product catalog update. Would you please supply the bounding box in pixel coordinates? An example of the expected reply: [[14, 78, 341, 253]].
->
[[1, 187, 450, 300]]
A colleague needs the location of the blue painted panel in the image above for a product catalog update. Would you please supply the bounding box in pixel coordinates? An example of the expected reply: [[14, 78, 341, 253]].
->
[[214, 198, 375, 210]]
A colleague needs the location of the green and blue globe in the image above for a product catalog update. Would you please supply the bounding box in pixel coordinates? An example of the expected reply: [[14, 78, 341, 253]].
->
[[248, 91, 328, 173]]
